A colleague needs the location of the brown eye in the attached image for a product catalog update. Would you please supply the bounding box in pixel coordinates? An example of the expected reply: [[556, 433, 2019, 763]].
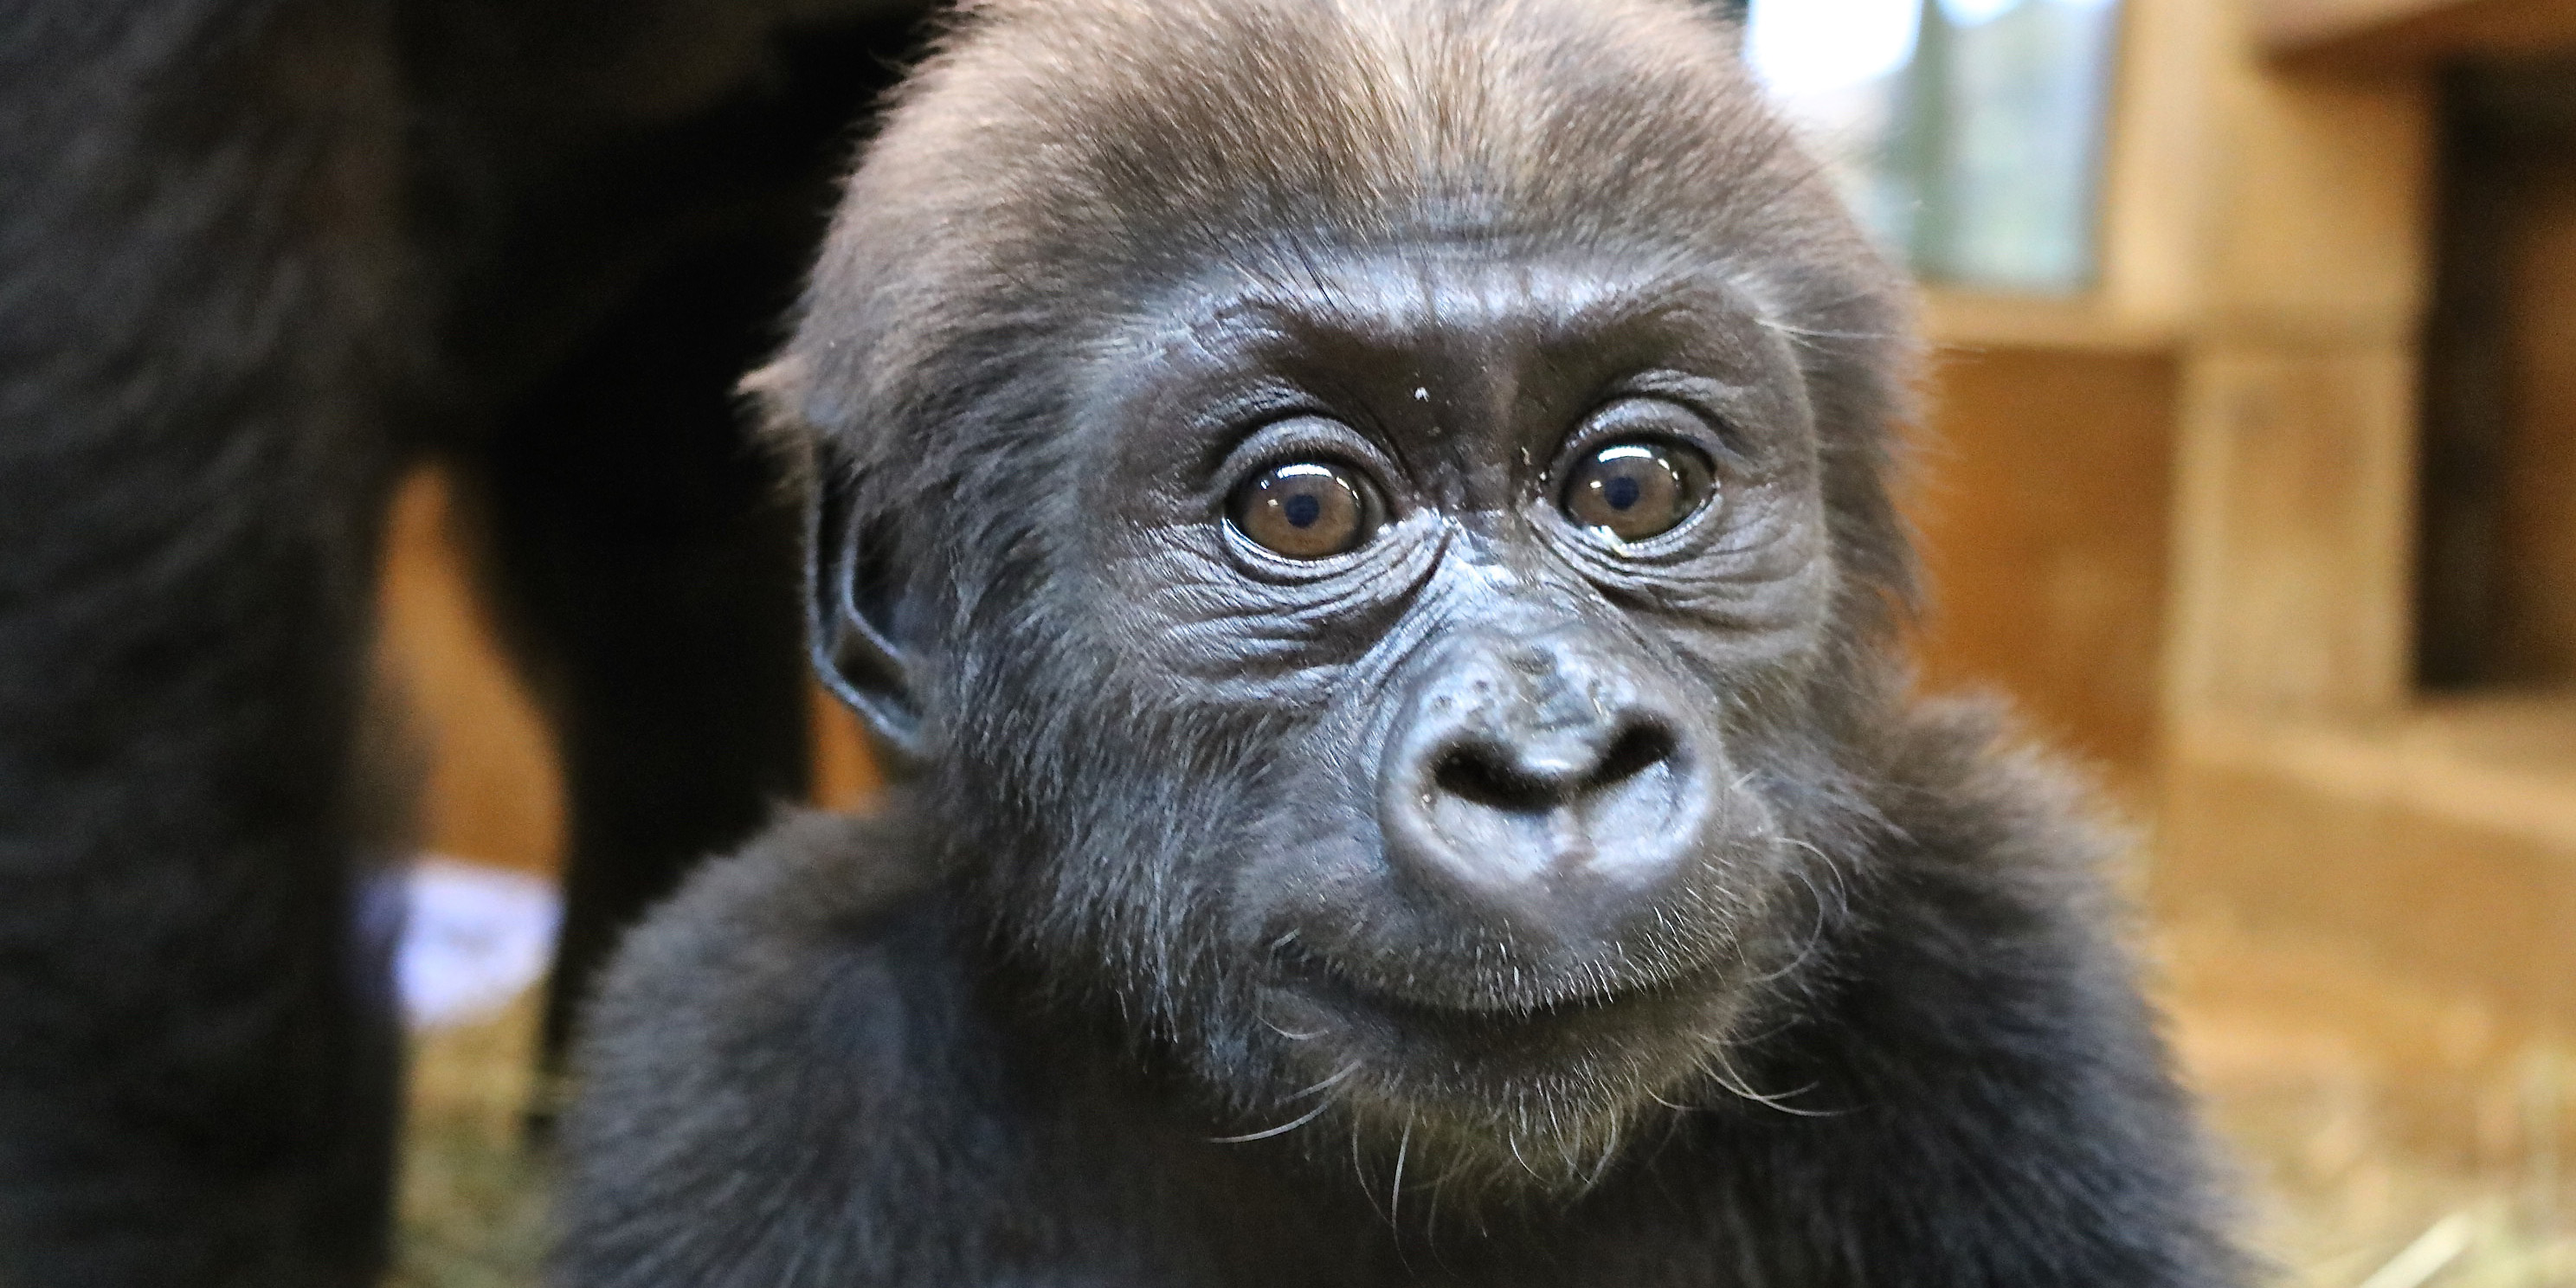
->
[[1562, 441, 1712, 543], [1229, 460, 1380, 559]]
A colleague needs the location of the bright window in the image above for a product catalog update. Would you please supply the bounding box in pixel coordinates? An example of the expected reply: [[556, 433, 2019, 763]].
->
[[1747, 0, 2124, 294]]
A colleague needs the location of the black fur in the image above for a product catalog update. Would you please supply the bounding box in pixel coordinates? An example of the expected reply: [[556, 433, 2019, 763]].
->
[[559, 2, 2247, 1285], [0, 2, 933, 1282]]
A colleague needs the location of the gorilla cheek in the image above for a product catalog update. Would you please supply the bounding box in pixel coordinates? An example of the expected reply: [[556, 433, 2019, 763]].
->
[[1225, 716, 1395, 948]]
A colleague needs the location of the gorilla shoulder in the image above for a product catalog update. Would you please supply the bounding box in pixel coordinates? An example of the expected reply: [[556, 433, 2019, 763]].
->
[[557, 808, 975, 1282], [565, 805, 950, 1133]]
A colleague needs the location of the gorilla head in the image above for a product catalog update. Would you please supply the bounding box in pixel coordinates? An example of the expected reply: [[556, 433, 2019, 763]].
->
[[756, 0, 1913, 1194]]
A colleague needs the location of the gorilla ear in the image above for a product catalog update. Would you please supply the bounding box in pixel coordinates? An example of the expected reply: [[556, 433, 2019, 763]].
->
[[806, 448, 927, 770], [747, 357, 927, 770]]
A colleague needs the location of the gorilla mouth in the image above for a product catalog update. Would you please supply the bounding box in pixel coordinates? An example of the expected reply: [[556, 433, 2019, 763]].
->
[[1271, 941, 1718, 1031], [1257, 941, 1742, 1173]]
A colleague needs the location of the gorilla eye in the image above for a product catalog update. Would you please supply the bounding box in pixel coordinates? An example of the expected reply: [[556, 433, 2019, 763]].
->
[[1563, 441, 1714, 544], [1229, 460, 1381, 559]]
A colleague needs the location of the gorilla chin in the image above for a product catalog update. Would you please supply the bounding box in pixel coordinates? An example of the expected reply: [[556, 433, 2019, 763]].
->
[[1231, 814, 1804, 1195], [1247, 943, 1768, 1196]]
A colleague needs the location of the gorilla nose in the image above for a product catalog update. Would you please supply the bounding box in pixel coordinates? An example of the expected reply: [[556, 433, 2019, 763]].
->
[[1380, 635, 1715, 941], [1431, 721, 1678, 814]]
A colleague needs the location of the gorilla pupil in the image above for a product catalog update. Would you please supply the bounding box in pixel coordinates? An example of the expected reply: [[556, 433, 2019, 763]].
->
[[1604, 475, 1641, 511], [1285, 493, 1322, 528]]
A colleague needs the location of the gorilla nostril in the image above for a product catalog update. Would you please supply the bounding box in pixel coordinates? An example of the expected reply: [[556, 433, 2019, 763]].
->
[[1429, 723, 1679, 814], [1591, 724, 1677, 789], [1433, 742, 1553, 813]]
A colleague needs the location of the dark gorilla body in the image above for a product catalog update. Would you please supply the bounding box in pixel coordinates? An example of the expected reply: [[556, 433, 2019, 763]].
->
[[0, 2, 937, 1283], [561, 2, 2246, 1285]]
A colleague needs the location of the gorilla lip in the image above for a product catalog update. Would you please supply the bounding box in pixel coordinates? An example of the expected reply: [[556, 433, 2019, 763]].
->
[[1268, 937, 1723, 1028]]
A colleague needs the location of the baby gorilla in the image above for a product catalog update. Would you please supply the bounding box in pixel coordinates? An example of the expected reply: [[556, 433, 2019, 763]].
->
[[557, 1, 2244, 1284]]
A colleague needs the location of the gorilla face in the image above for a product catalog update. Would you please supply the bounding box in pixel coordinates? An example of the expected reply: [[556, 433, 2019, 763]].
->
[[879, 249, 1855, 1189], [776, 0, 1908, 1195]]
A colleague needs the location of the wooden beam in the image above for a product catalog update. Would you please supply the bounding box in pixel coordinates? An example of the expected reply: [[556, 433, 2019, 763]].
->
[[2262, 0, 2486, 50], [1920, 290, 2181, 353], [2262, 0, 2576, 68], [2159, 695, 2576, 1027]]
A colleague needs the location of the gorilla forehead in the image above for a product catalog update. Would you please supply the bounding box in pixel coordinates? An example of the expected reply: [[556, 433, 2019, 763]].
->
[[1109, 248, 1792, 384], [974, 0, 1782, 237], [782, 0, 1891, 447], [893, 0, 1791, 239]]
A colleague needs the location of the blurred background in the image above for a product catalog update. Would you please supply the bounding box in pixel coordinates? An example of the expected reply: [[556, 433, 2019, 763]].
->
[[376, 1, 2576, 1284]]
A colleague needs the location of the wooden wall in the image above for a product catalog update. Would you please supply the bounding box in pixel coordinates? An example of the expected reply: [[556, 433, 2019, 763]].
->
[[377, 470, 563, 874], [1903, 346, 2180, 789], [2154, 0, 2576, 1030]]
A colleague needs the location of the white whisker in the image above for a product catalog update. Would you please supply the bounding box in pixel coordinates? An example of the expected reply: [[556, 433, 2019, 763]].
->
[[1708, 1046, 1832, 1117], [1262, 1017, 1329, 1042], [1209, 1096, 1336, 1143], [1389, 1117, 1412, 1227], [1289, 1061, 1362, 1102]]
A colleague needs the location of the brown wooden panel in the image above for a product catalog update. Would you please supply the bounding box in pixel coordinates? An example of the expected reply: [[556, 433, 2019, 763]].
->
[[375, 467, 565, 874], [2264, 0, 2472, 48], [2171, 344, 2422, 718], [1903, 346, 2180, 784], [812, 686, 886, 811]]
